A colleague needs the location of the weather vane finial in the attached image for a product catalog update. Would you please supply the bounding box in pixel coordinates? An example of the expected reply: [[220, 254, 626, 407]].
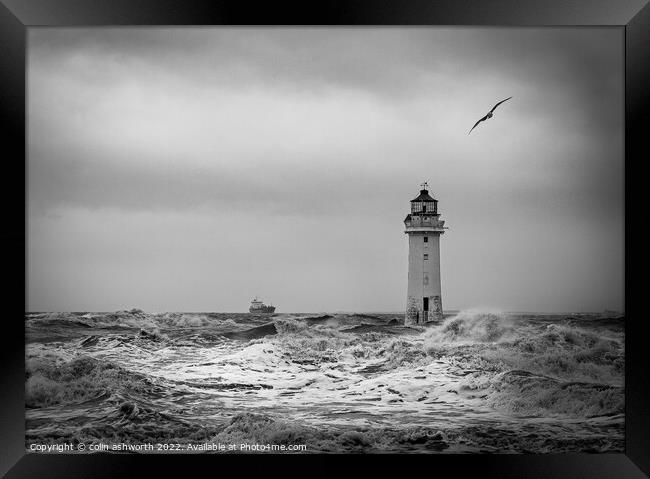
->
[[421, 181, 429, 191]]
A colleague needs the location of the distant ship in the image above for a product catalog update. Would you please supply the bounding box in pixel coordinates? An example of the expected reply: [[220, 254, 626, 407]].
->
[[249, 297, 276, 314]]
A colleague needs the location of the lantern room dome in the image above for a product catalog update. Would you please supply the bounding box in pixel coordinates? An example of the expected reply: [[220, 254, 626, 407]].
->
[[410, 189, 437, 203]]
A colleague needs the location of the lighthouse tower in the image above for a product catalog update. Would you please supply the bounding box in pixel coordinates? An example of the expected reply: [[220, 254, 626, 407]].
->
[[404, 182, 447, 325]]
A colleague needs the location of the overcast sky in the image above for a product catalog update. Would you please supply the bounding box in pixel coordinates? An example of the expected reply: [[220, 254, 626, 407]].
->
[[27, 27, 624, 313]]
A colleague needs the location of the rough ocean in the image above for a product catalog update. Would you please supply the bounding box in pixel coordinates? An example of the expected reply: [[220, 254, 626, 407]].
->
[[25, 310, 624, 453]]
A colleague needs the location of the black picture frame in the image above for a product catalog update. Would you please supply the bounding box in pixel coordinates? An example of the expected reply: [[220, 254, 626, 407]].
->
[[1, 0, 647, 477]]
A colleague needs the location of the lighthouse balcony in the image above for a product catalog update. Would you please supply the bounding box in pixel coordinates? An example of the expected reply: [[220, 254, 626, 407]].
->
[[404, 214, 446, 232], [405, 226, 446, 234]]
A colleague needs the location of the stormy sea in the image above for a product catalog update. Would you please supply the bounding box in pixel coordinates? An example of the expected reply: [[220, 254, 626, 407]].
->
[[25, 310, 624, 453]]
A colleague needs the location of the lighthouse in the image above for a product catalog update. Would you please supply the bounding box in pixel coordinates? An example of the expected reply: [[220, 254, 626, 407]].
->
[[404, 182, 447, 325]]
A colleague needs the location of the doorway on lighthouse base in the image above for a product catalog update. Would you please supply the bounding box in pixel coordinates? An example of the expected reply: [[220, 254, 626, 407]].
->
[[423, 297, 429, 323]]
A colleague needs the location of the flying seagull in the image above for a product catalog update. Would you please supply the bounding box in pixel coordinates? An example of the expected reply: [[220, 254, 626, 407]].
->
[[468, 96, 513, 135]]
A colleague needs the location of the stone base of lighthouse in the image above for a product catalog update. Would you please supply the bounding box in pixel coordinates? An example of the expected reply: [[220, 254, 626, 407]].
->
[[405, 295, 443, 325]]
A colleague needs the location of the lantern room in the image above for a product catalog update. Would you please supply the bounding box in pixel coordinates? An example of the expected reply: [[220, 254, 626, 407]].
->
[[410, 182, 438, 215]]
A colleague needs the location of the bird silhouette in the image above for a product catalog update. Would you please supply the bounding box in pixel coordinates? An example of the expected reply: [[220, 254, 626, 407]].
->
[[468, 96, 512, 135]]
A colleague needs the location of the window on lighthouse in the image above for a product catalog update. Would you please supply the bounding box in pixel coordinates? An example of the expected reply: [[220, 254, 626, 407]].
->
[[424, 236, 428, 243], [423, 254, 429, 260]]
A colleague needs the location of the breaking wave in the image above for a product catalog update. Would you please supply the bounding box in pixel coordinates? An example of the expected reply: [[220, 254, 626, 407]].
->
[[421, 310, 624, 418], [25, 356, 153, 408], [458, 369, 624, 417], [424, 310, 515, 345], [485, 370, 623, 417]]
